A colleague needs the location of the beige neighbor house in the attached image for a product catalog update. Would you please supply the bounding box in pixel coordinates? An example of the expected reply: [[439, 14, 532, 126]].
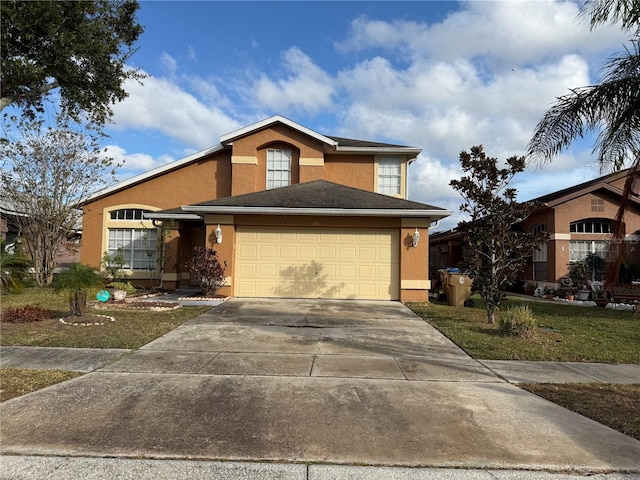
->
[[430, 168, 640, 288], [80, 116, 451, 302]]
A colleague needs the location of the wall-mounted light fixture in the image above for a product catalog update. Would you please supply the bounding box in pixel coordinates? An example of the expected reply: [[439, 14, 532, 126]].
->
[[215, 224, 223, 244], [412, 228, 420, 248]]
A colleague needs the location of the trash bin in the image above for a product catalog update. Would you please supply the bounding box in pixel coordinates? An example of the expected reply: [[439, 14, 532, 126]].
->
[[446, 273, 472, 306]]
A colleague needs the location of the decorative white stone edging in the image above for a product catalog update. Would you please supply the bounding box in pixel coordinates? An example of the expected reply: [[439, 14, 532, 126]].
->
[[59, 314, 116, 326]]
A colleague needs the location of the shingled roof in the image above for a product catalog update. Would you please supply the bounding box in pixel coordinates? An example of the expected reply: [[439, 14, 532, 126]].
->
[[530, 168, 639, 208], [146, 180, 451, 221]]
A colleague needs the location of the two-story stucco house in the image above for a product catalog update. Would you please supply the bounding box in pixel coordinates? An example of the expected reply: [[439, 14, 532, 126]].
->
[[430, 168, 640, 287], [80, 116, 451, 301]]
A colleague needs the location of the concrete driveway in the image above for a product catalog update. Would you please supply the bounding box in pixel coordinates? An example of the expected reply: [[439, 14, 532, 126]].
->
[[1, 298, 639, 472]]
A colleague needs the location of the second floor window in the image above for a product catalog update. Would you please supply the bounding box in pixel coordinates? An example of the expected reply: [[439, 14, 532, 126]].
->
[[570, 219, 612, 234], [378, 157, 401, 195], [267, 149, 291, 189]]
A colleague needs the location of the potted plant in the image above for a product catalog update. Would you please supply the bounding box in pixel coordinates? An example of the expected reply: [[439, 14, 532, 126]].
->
[[592, 282, 608, 307], [569, 260, 591, 300]]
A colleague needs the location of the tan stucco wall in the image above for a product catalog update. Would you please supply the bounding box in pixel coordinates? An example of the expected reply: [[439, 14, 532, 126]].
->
[[230, 124, 324, 194], [399, 226, 429, 302], [81, 151, 231, 269], [324, 154, 375, 191]]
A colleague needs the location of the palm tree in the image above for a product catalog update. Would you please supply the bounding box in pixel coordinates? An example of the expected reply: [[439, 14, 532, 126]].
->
[[528, 0, 640, 287], [0, 241, 32, 294], [52, 263, 105, 317]]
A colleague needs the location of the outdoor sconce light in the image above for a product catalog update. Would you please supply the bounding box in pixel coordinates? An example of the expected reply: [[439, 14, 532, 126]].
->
[[215, 224, 222, 244], [412, 228, 420, 248]]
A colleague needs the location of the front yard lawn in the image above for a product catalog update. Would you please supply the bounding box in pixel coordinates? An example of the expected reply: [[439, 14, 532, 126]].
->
[[409, 295, 640, 363], [1, 288, 211, 349], [0, 368, 82, 402], [522, 383, 640, 441]]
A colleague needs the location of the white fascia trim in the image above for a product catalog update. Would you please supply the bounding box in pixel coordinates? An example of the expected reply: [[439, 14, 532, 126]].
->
[[83, 144, 225, 202], [182, 205, 452, 218], [220, 115, 338, 147], [144, 213, 203, 221], [334, 146, 422, 155]]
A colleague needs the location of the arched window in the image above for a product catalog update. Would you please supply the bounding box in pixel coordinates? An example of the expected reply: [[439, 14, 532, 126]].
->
[[570, 219, 612, 234], [109, 208, 152, 220]]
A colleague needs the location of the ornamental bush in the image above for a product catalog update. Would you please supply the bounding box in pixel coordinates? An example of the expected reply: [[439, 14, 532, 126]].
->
[[187, 247, 227, 296], [1, 305, 50, 323], [498, 304, 537, 339]]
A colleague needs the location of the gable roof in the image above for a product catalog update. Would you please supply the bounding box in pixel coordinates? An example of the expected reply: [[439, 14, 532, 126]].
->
[[80, 144, 226, 205], [82, 115, 421, 205], [530, 168, 640, 208], [147, 180, 451, 220]]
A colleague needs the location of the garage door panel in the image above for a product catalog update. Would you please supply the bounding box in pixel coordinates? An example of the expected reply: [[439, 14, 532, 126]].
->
[[339, 247, 357, 260], [236, 227, 398, 300]]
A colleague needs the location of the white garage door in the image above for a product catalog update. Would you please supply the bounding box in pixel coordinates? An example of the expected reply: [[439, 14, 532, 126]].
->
[[235, 227, 399, 300]]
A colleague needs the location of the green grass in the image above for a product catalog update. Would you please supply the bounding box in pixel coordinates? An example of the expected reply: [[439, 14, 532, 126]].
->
[[522, 383, 640, 441], [409, 295, 640, 363], [0, 368, 82, 402], [1, 287, 211, 349]]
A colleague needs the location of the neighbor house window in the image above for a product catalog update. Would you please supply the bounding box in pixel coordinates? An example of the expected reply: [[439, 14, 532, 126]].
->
[[591, 199, 605, 212], [532, 224, 547, 280], [378, 157, 401, 195], [569, 240, 608, 262], [107, 208, 158, 271], [570, 219, 612, 234], [267, 149, 291, 189]]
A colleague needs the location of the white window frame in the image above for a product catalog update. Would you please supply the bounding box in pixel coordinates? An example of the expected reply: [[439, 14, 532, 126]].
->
[[267, 149, 291, 189], [103, 205, 160, 278], [108, 228, 158, 271], [378, 157, 402, 196]]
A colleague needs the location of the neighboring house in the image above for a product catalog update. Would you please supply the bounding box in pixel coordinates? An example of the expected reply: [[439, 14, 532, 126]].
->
[[80, 116, 451, 301], [430, 168, 640, 287], [0, 202, 81, 268]]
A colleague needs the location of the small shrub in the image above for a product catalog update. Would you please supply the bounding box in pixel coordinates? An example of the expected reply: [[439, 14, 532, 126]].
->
[[498, 304, 537, 338], [1, 305, 51, 323], [187, 247, 227, 296], [107, 281, 137, 294]]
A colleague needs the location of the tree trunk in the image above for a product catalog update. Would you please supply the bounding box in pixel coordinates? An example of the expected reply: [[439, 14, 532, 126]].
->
[[69, 291, 86, 316], [486, 303, 496, 324]]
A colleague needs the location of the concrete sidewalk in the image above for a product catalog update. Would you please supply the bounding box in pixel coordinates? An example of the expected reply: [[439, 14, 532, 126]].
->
[[0, 346, 131, 372], [2, 345, 639, 385], [1, 455, 639, 480]]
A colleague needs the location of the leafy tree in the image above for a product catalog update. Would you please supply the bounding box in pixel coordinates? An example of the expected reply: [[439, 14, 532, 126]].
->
[[0, 118, 117, 286], [450, 146, 548, 324], [53, 263, 104, 317], [1, 0, 144, 125], [188, 247, 227, 296], [528, 0, 640, 286]]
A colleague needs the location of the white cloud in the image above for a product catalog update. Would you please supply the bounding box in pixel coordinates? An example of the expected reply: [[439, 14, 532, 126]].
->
[[103, 145, 175, 179], [111, 73, 241, 149], [252, 47, 335, 115], [338, 1, 626, 71], [160, 52, 178, 77]]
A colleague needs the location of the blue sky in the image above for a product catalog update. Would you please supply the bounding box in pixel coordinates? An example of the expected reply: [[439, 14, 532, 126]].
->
[[98, 0, 629, 231]]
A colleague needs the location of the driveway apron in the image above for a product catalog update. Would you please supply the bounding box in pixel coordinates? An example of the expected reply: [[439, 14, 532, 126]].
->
[[1, 298, 639, 472]]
